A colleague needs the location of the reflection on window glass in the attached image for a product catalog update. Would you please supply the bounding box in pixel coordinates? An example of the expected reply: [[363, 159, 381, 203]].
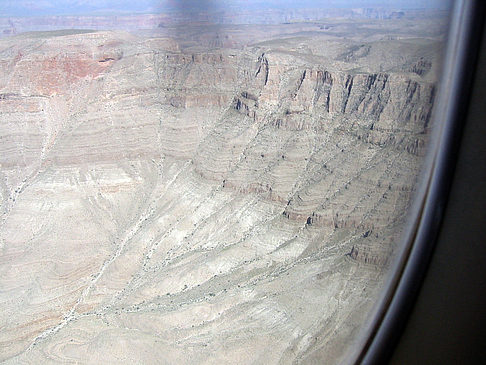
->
[[0, 1, 451, 363]]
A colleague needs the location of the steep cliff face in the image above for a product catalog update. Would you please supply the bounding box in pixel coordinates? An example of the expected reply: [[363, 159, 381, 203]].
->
[[229, 56, 433, 151], [0, 29, 439, 364]]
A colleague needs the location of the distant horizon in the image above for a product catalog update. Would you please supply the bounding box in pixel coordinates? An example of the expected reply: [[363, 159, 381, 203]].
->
[[0, 0, 452, 18]]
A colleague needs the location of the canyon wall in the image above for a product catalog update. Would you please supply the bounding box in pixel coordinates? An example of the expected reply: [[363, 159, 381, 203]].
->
[[0, 28, 439, 364]]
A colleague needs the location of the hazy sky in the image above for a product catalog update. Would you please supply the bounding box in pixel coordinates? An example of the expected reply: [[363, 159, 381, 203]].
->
[[0, 0, 452, 17]]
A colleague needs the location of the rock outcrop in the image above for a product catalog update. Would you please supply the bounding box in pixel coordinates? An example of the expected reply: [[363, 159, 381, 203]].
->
[[0, 25, 442, 364]]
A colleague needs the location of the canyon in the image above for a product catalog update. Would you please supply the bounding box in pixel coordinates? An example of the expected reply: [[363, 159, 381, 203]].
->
[[0, 15, 444, 364]]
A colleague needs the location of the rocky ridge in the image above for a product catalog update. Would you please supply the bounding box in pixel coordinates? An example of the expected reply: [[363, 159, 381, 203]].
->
[[0, 27, 440, 364]]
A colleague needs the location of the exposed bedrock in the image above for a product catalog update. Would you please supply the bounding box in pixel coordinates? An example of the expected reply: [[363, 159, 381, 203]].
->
[[0, 30, 436, 364]]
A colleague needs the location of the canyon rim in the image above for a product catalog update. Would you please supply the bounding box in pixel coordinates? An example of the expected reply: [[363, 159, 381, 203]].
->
[[0, 7, 447, 364]]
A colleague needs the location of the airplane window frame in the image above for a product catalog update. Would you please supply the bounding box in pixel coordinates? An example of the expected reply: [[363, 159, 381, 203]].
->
[[347, 1, 486, 363]]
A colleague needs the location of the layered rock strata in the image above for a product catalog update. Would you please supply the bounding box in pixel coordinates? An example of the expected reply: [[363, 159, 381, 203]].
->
[[0, 28, 438, 364]]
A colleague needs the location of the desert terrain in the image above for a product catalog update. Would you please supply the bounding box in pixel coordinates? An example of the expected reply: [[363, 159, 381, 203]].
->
[[0, 12, 446, 364]]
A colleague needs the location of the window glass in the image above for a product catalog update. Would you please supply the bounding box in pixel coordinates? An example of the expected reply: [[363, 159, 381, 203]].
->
[[0, 1, 452, 363]]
